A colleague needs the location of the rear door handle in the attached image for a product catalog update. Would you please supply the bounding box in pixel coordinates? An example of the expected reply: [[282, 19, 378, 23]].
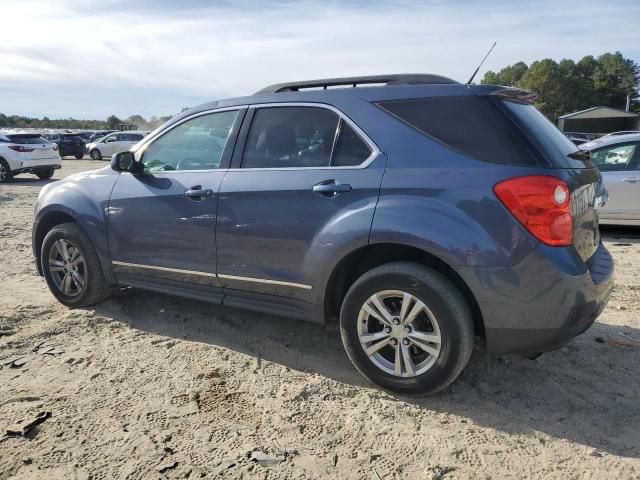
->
[[312, 180, 352, 197], [184, 185, 214, 200], [622, 177, 640, 183]]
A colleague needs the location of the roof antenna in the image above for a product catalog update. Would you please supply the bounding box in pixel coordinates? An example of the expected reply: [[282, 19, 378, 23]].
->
[[466, 42, 497, 84]]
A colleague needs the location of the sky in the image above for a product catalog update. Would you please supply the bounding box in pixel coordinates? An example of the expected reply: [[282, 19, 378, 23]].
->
[[1, 0, 639, 120]]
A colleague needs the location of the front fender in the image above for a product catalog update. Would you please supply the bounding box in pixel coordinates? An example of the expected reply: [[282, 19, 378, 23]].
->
[[33, 167, 118, 282]]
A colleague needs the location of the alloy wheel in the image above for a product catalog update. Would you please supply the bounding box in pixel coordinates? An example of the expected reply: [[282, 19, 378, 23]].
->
[[0, 164, 7, 182], [47, 239, 87, 297], [357, 290, 442, 377]]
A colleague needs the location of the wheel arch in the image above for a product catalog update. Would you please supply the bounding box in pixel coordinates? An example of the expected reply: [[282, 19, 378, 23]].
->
[[33, 210, 79, 276], [323, 242, 485, 340]]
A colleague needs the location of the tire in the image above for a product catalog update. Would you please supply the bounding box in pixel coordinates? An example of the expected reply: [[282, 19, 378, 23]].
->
[[36, 168, 54, 180], [339, 262, 474, 395], [75, 153, 84, 159], [90, 149, 102, 160], [0, 158, 13, 183], [41, 222, 111, 307]]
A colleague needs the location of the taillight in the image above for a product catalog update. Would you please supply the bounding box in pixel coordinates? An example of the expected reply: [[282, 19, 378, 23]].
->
[[494, 175, 573, 246], [8, 145, 35, 153]]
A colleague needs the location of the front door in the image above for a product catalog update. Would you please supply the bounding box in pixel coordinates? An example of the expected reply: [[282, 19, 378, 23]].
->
[[108, 108, 243, 294], [593, 141, 640, 221], [216, 105, 385, 304]]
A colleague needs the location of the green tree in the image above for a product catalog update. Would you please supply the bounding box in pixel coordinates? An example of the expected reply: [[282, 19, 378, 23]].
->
[[106, 115, 123, 129], [481, 52, 639, 120]]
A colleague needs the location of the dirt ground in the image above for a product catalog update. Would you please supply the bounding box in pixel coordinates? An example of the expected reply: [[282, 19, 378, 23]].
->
[[1, 160, 639, 479]]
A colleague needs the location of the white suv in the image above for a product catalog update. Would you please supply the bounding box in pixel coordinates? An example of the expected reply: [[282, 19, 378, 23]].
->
[[87, 131, 148, 160], [0, 132, 61, 183]]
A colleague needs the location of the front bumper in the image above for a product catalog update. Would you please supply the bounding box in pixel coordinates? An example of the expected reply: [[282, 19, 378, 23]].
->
[[457, 242, 614, 355]]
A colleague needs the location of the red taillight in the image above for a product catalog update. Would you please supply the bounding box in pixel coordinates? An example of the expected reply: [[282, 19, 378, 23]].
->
[[8, 145, 35, 153], [494, 175, 573, 246]]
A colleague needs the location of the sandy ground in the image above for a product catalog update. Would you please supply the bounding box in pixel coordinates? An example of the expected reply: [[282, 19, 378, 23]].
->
[[1, 160, 639, 479]]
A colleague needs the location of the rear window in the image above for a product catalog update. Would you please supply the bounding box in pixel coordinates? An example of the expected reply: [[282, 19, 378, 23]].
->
[[62, 135, 83, 141], [6, 134, 48, 144], [377, 96, 542, 166]]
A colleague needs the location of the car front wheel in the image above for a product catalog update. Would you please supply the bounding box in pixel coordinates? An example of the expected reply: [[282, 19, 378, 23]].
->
[[340, 262, 474, 395], [90, 149, 102, 160], [41, 222, 111, 307]]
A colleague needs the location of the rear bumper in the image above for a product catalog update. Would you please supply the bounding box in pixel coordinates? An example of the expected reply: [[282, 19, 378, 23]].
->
[[13, 163, 61, 175], [458, 242, 614, 355]]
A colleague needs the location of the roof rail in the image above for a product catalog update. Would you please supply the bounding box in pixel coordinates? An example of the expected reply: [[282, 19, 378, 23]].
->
[[255, 74, 459, 94]]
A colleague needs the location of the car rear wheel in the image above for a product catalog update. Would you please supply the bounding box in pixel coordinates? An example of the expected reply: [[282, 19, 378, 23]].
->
[[36, 168, 54, 180], [90, 149, 102, 160], [41, 222, 111, 307], [0, 159, 13, 183], [75, 153, 84, 159], [339, 262, 474, 394]]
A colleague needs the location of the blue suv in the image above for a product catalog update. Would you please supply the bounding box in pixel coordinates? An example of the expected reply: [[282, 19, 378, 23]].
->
[[32, 74, 614, 394]]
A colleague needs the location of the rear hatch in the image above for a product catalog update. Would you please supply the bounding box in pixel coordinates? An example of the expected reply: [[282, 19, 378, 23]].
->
[[61, 134, 85, 149], [378, 87, 603, 262], [494, 91, 602, 261], [7, 134, 59, 161]]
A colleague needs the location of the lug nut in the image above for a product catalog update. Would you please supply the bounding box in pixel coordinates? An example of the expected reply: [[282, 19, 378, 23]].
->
[[402, 339, 410, 346], [404, 326, 411, 333], [390, 338, 398, 346], [392, 318, 401, 325], [384, 326, 392, 334]]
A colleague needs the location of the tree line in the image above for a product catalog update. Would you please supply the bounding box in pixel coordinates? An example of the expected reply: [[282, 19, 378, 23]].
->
[[481, 51, 640, 120], [0, 113, 174, 131]]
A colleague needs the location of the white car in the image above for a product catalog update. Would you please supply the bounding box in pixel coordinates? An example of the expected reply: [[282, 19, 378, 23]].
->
[[582, 133, 640, 225], [0, 132, 61, 183], [87, 131, 148, 160]]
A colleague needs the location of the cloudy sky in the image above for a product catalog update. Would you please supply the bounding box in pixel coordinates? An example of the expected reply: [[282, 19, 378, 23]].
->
[[1, 0, 638, 119]]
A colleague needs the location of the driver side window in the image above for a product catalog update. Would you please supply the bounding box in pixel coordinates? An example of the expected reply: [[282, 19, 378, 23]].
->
[[142, 110, 238, 172]]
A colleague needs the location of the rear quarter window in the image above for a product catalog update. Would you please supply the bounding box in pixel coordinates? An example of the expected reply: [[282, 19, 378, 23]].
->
[[377, 96, 543, 166]]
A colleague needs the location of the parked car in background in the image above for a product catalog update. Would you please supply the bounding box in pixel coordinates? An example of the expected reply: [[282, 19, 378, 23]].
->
[[565, 132, 596, 145], [88, 131, 115, 143], [43, 133, 86, 159], [76, 132, 95, 143], [601, 130, 640, 139], [582, 133, 640, 225], [32, 74, 613, 394], [86, 131, 147, 160], [0, 131, 61, 183]]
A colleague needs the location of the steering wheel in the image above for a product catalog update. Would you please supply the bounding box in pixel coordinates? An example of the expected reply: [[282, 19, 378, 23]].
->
[[176, 157, 204, 170]]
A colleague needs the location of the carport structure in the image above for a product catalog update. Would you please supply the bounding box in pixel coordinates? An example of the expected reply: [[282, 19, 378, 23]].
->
[[557, 106, 640, 135]]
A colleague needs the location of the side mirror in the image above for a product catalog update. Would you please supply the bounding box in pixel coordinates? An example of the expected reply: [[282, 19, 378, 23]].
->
[[111, 151, 140, 173]]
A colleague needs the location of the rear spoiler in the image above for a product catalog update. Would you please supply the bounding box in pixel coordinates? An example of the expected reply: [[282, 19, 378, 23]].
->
[[489, 88, 537, 104]]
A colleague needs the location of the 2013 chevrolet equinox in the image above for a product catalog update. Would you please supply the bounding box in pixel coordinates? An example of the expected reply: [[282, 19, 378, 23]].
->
[[32, 74, 614, 394]]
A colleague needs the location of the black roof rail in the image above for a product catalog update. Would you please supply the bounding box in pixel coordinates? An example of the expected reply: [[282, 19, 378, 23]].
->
[[255, 74, 459, 94]]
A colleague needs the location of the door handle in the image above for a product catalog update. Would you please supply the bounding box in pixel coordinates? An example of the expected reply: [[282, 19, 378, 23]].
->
[[622, 177, 640, 183], [312, 180, 352, 197], [184, 185, 214, 199]]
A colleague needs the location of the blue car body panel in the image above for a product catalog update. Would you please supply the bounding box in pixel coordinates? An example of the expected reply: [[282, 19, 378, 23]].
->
[[32, 82, 614, 354]]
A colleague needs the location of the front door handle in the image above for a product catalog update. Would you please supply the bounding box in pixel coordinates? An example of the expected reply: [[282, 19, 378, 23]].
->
[[622, 177, 640, 183], [312, 180, 352, 197], [184, 185, 214, 200]]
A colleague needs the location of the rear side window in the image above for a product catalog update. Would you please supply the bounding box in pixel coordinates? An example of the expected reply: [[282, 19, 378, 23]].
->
[[378, 96, 542, 166], [6, 134, 48, 144], [241, 106, 373, 168]]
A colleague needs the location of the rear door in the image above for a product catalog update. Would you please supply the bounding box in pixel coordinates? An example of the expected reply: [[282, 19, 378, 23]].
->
[[216, 104, 384, 303], [591, 141, 640, 222], [108, 108, 244, 293]]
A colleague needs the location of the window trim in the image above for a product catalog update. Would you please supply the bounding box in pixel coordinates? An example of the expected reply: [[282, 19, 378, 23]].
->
[[230, 102, 379, 171], [133, 106, 246, 173]]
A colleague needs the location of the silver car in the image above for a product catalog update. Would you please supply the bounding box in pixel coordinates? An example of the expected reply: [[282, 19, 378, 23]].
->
[[582, 133, 640, 225]]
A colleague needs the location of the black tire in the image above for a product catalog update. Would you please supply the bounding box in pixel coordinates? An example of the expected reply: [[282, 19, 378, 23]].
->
[[75, 153, 84, 159], [36, 168, 54, 180], [0, 158, 13, 183], [339, 262, 474, 395], [90, 149, 102, 160], [41, 222, 111, 307]]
